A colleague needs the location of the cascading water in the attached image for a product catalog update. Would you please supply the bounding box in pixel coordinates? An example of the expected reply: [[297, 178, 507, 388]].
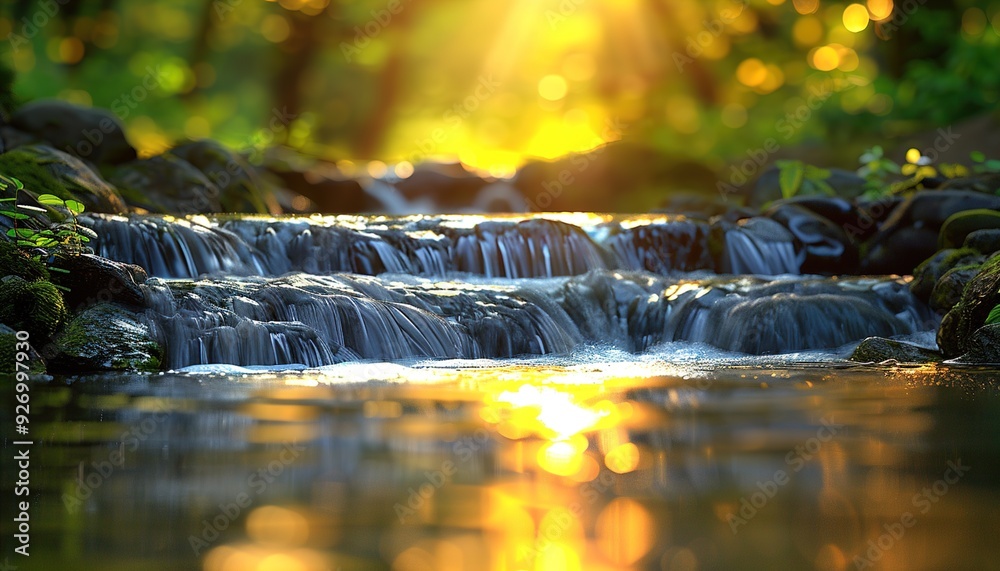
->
[[82, 213, 936, 368]]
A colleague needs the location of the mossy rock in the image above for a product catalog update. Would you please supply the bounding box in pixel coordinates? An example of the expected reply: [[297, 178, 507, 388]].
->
[[0, 275, 67, 339], [950, 323, 1000, 365], [938, 252, 1000, 358], [109, 154, 223, 214], [10, 100, 137, 165], [0, 324, 46, 374], [51, 303, 162, 372], [910, 248, 983, 302], [0, 240, 49, 281], [930, 263, 981, 315], [14, 145, 126, 213], [0, 148, 74, 201], [850, 336, 941, 364], [939, 209, 1000, 250], [170, 140, 277, 214]]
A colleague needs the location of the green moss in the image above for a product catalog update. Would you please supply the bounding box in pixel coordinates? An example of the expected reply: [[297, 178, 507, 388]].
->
[[911, 247, 983, 302], [0, 275, 67, 339], [0, 326, 46, 374], [939, 209, 1000, 249], [0, 150, 74, 201], [0, 240, 49, 281]]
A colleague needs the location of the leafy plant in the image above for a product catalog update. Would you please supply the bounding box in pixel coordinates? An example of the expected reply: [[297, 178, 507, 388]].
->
[[986, 303, 1000, 326], [775, 160, 834, 199], [0, 174, 96, 262], [970, 151, 1000, 174], [857, 146, 901, 199]]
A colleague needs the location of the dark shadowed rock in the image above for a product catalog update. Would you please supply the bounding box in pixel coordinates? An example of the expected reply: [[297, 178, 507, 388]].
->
[[109, 154, 222, 214], [11, 100, 137, 165], [951, 324, 1000, 365], [850, 336, 941, 363], [965, 229, 1000, 256], [930, 264, 981, 315], [49, 253, 147, 312], [50, 303, 162, 372], [749, 166, 867, 208], [864, 191, 1000, 274], [939, 208, 1000, 249], [0, 145, 127, 213], [170, 140, 280, 214], [766, 203, 856, 274], [910, 248, 983, 303]]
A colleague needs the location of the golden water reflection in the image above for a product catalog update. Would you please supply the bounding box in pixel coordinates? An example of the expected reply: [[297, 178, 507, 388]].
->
[[6, 364, 1000, 570]]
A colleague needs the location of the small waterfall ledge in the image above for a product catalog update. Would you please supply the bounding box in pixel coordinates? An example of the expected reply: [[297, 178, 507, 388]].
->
[[78, 213, 937, 368]]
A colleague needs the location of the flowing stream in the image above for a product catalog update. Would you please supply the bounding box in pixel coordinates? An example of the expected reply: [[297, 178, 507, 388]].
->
[[4, 213, 998, 571]]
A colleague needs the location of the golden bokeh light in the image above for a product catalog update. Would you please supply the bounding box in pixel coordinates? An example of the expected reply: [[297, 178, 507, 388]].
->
[[595, 498, 655, 565], [538, 74, 569, 101], [843, 4, 870, 32], [245, 506, 310, 547], [867, 0, 894, 20], [793, 15, 825, 46], [793, 0, 820, 15], [736, 58, 768, 87], [810, 45, 841, 71]]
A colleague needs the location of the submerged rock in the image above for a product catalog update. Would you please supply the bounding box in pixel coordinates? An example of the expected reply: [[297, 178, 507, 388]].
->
[[51, 303, 162, 372], [10, 100, 137, 165], [850, 336, 941, 363]]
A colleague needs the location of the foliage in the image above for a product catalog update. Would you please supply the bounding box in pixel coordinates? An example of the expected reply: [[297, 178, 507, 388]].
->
[[0, 174, 97, 261], [0, 239, 50, 282], [971, 151, 1000, 174], [987, 304, 1000, 326], [775, 160, 833, 199], [857, 146, 901, 199], [0, 275, 67, 339]]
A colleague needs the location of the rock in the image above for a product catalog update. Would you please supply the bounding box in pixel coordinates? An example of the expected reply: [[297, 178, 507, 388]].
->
[[749, 166, 867, 208], [10, 100, 137, 165], [765, 203, 856, 274], [939, 208, 1000, 249], [965, 229, 1000, 256], [395, 167, 490, 211], [951, 323, 1000, 365], [930, 264, 981, 314], [0, 240, 49, 281], [48, 253, 147, 312], [910, 248, 983, 302], [109, 154, 223, 214], [863, 191, 1000, 274], [0, 275, 67, 339], [268, 164, 371, 214], [51, 303, 162, 372], [169, 140, 280, 214], [0, 324, 45, 374], [0, 146, 126, 213], [938, 253, 1000, 358], [850, 336, 941, 363]]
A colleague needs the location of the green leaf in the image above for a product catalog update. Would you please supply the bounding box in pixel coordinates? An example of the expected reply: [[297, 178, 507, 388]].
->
[[49, 266, 70, 274], [1, 211, 31, 220], [778, 161, 804, 199], [36, 194, 65, 206], [986, 304, 1000, 325], [803, 165, 832, 181], [971, 151, 986, 163], [7, 228, 36, 238], [0, 197, 16, 202], [64, 199, 85, 214]]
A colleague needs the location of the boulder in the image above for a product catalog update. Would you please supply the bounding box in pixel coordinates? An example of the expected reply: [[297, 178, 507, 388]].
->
[[48, 253, 147, 312], [939, 208, 1000, 249], [170, 140, 279, 214], [863, 191, 1000, 274], [910, 248, 983, 303], [965, 229, 1000, 256], [765, 203, 856, 274], [0, 145, 127, 213], [930, 264, 981, 314], [0, 275, 66, 339], [849, 336, 941, 363], [51, 303, 162, 372], [10, 100, 137, 165], [951, 324, 1000, 365], [109, 154, 223, 214], [938, 253, 1000, 358]]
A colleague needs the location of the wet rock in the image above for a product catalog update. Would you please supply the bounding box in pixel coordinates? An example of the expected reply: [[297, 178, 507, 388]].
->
[[48, 253, 147, 312], [109, 154, 222, 214], [395, 167, 489, 211], [718, 217, 800, 275], [910, 248, 983, 302], [0, 145, 126, 213], [951, 324, 1000, 365], [603, 217, 713, 274], [749, 166, 867, 208], [10, 100, 137, 165], [51, 303, 162, 372], [939, 208, 1000, 249], [0, 275, 67, 339], [930, 264, 982, 315], [965, 229, 1000, 256], [850, 336, 941, 363], [170, 140, 280, 214], [863, 191, 1000, 274], [938, 253, 1000, 358], [765, 203, 856, 274]]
